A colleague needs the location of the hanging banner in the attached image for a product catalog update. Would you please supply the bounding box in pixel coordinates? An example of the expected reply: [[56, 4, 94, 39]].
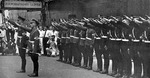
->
[[4, 1, 42, 10]]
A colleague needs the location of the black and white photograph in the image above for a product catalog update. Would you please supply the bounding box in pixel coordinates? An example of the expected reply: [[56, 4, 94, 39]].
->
[[0, 0, 150, 78]]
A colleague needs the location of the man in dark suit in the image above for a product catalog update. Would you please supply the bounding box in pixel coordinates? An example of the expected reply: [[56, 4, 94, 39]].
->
[[15, 16, 28, 73], [27, 19, 40, 77], [128, 17, 143, 78], [138, 17, 150, 78], [43, 26, 49, 56], [7, 18, 40, 77], [85, 28, 95, 70], [57, 30, 63, 62]]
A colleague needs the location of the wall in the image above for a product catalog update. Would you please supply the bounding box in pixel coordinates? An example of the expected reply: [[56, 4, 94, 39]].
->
[[45, 0, 150, 25], [83, 0, 150, 17], [46, 0, 84, 25], [8, 10, 41, 21], [127, 0, 150, 16]]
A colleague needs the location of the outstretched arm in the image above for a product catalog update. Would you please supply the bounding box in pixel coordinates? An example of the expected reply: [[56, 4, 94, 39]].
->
[[6, 19, 32, 32]]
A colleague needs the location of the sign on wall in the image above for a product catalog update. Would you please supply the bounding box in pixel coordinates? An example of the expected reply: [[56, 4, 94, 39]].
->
[[4, 1, 42, 10]]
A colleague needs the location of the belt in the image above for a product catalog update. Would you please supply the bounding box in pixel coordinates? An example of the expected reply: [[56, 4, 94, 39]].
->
[[110, 38, 116, 41], [132, 39, 140, 42], [22, 47, 26, 49], [86, 37, 92, 40], [144, 41, 150, 43], [29, 40, 34, 44], [116, 38, 122, 41], [95, 37, 101, 39], [18, 36, 22, 38], [122, 39, 129, 42], [101, 36, 108, 38], [62, 37, 66, 39], [66, 37, 70, 39], [81, 38, 86, 40], [73, 36, 79, 39], [34, 37, 40, 40], [70, 35, 74, 37]]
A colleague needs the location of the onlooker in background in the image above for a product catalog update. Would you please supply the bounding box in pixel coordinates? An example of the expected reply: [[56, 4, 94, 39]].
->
[[43, 26, 50, 56], [4, 39, 16, 55], [46, 35, 59, 57], [0, 25, 7, 44], [49, 26, 59, 53], [38, 26, 44, 55], [0, 25, 7, 55], [5, 22, 15, 42], [50, 26, 59, 43]]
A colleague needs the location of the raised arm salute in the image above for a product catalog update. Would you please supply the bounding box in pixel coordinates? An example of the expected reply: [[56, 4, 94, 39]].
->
[[7, 17, 40, 77], [6, 16, 29, 74]]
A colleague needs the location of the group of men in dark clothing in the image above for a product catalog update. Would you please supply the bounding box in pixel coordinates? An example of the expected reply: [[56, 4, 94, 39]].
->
[[2, 14, 150, 78], [5, 16, 41, 77], [53, 15, 150, 78]]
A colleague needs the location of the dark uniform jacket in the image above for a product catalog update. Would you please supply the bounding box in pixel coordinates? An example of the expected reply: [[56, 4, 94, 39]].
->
[[28, 27, 40, 53], [17, 24, 28, 49], [73, 29, 80, 44], [85, 29, 95, 46], [7, 20, 40, 53], [66, 30, 70, 44], [79, 30, 86, 46]]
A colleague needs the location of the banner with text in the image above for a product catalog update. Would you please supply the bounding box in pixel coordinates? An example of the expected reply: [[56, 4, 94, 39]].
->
[[4, 1, 42, 9]]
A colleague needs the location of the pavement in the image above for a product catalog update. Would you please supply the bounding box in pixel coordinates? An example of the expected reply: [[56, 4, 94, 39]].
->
[[0, 55, 114, 78]]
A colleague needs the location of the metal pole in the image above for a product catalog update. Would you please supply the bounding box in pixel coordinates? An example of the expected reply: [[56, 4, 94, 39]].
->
[[1, 0, 5, 23], [41, 0, 46, 27]]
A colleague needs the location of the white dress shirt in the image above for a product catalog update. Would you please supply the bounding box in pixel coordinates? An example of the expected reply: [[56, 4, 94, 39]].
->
[[39, 30, 45, 38], [38, 30, 45, 54]]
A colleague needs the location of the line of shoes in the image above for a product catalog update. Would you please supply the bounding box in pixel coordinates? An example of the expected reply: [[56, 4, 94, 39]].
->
[[56, 59, 149, 78], [16, 70, 38, 77]]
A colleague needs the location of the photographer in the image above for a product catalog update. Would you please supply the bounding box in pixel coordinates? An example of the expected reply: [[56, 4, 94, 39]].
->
[[46, 35, 59, 57]]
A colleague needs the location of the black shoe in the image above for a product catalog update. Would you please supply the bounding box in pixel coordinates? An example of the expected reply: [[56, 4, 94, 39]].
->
[[57, 59, 62, 62], [62, 60, 67, 63], [47, 55, 51, 57], [13, 53, 17, 56], [108, 71, 117, 76], [16, 70, 26, 73], [74, 63, 80, 67], [141, 76, 149, 78], [28, 73, 38, 77], [122, 75, 129, 78], [67, 61, 72, 64], [80, 65, 87, 69], [100, 70, 108, 74], [93, 69, 102, 72], [87, 67, 92, 70], [114, 73, 123, 78], [71, 62, 76, 65]]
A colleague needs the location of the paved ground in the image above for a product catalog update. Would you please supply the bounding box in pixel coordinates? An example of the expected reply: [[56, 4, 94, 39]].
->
[[0, 55, 114, 78]]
